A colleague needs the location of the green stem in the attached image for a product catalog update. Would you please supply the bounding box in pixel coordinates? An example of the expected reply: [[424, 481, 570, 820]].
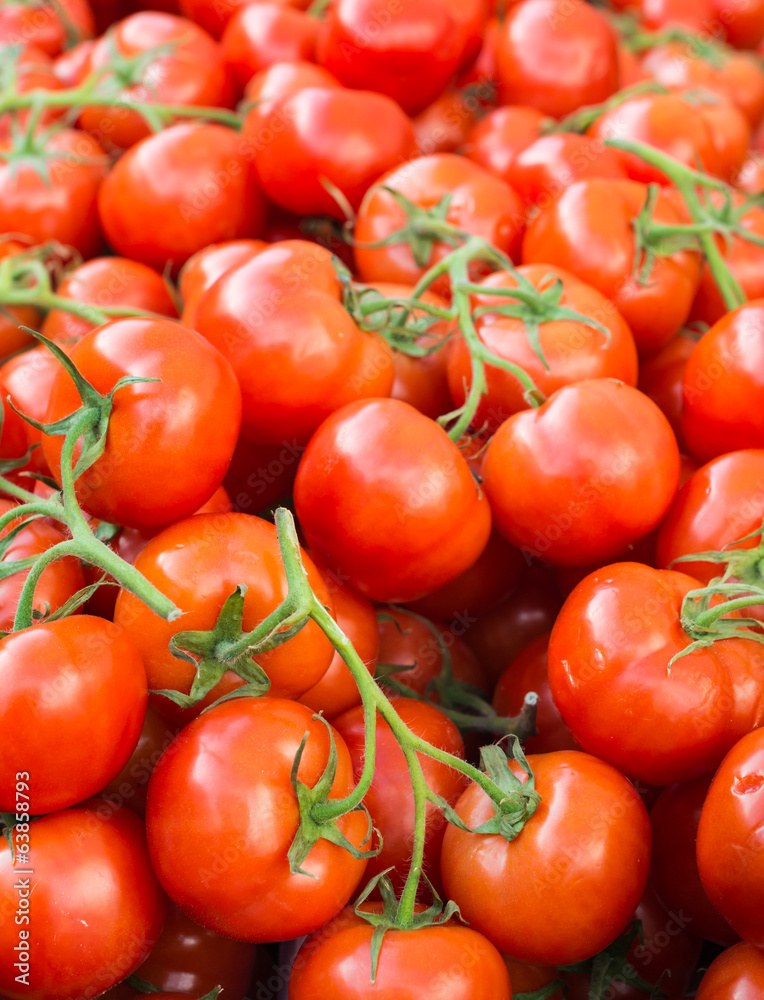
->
[[693, 593, 764, 631], [397, 748, 428, 926], [0, 288, 169, 326], [12, 538, 78, 631]]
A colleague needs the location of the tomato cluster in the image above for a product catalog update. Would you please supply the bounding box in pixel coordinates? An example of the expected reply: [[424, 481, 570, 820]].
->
[[2, 0, 764, 996]]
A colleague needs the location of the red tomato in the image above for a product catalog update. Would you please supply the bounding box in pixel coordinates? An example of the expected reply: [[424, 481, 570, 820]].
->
[[547, 562, 764, 785], [242, 59, 340, 126], [248, 86, 418, 219], [630, 0, 716, 32], [177, 0, 266, 38], [100, 706, 179, 816], [463, 104, 547, 182], [0, 0, 94, 56], [522, 178, 702, 357], [495, 0, 619, 118], [0, 45, 65, 139], [42, 318, 241, 530], [695, 942, 764, 998], [98, 123, 266, 273], [681, 302, 764, 461], [294, 398, 492, 603], [178, 238, 266, 329], [413, 87, 486, 155], [223, 435, 301, 513], [638, 331, 698, 448], [447, 266, 639, 431], [0, 345, 62, 473], [697, 727, 764, 944], [440, 750, 651, 965], [146, 698, 369, 942], [0, 806, 166, 1000], [192, 241, 394, 445], [53, 37, 94, 85], [712, 0, 764, 48], [222, 2, 317, 90]]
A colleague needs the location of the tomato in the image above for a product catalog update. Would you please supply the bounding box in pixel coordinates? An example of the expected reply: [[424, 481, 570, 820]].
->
[[503, 959, 562, 997], [288, 907, 511, 999], [177, 0, 257, 38], [294, 398, 492, 603], [547, 562, 764, 785], [0, 345, 63, 472], [637, 330, 698, 449], [146, 697, 368, 941], [628, 0, 716, 32], [248, 86, 418, 219], [53, 36, 94, 85], [223, 436, 301, 513], [0, 0, 94, 56], [0, 243, 39, 360], [97, 123, 266, 273], [681, 302, 764, 461], [79, 12, 233, 151], [178, 238, 265, 329], [100, 706, 179, 816], [193, 241, 394, 445], [114, 512, 334, 718], [464, 105, 547, 182], [441, 750, 651, 965], [0, 128, 106, 258], [0, 45, 65, 139], [222, 2, 317, 90], [650, 775, 740, 945], [522, 178, 702, 357], [242, 60, 340, 140], [413, 87, 486, 155], [735, 152, 764, 193], [354, 154, 525, 294], [42, 318, 241, 530], [0, 805, 166, 1000], [495, 0, 619, 118], [695, 942, 764, 998], [448, 266, 639, 431], [697, 727, 764, 944], [42, 256, 177, 344], [713, 0, 764, 48]]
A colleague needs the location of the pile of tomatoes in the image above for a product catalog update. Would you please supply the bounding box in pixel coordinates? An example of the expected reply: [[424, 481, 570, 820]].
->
[[2, 0, 764, 996]]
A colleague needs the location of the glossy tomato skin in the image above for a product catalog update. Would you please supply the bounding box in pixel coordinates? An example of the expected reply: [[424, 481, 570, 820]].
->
[[697, 727, 764, 945], [98, 123, 266, 273], [193, 241, 394, 445], [548, 563, 764, 785], [0, 345, 62, 473], [447, 266, 639, 431], [288, 909, 511, 999], [100, 706, 179, 816], [0, 806, 166, 1000], [294, 398, 492, 603], [522, 178, 702, 357], [695, 941, 764, 998], [482, 380, 680, 567], [495, 0, 619, 118], [0, 0, 94, 56], [682, 301, 764, 461], [463, 104, 547, 182], [440, 750, 651, 965], [146, 698, 369, 942], [637, 331, 697, 448], [243, 59, 340, 116], [42, 318, 242, 531], [179, 238, 266, 328], [222, 2, 317, 91], [249, 86, 418, 219]]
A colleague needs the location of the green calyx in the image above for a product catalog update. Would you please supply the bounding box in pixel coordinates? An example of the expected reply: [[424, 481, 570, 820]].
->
[[356, 187, 468, 268], [470, 737, 541, 841], [559, 919, 666, 1000]]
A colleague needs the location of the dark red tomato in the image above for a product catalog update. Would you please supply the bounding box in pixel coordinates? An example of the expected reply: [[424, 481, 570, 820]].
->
[[355, 154, 525, 294], [42, 256, 177, 343], [496, 0, 618, 118], [0, 0, 94, 56], [697, 727, 764, 944], [681, 302, 764, 461], [249, 86, 418, 219], [463, 104, 547, 182], [547, 562, 764, 785], [522, 179, 701, 357], [299, 568, 379, 720], [223, 435, 301, 513], [483, 380, 680, 567], [651, 775, 740, 945], [695, 942, 764, 998], [0, 806, 166, 1000], [507, 133, 629, 207], [0, 345, 62, 473], [42, 318, 241, 530], [222, 1, 316, 90], [101, 706, 179, 816], [638, 330, 698, 449], [441, 750, 651, 965], [98, 123, 266, 273], [146, 698, 368, 941], [179, 238, 266, 329], [288, 907, 511, 999], [0, 616, 145, 814], [448, 266, 639, 431], [0, 128, 106, 258], [493, 632, 576, 754], [503, 959, 562, 998], [193, 241, 394, 445], [80, 12, 233, 151], [114, 512, 334, 717], [333, 697, 467, 894], [713, 0, 764, 48], [294, 398, 492, 603], [316, 0, 462, 117]]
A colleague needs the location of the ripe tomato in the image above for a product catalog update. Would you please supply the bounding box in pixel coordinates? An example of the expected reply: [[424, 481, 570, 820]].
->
[[483, 380, 680, 566], [0, 45, 65, 139], [0, 242, 39, 359], [177, 0, 255, 38], [413, 87, 486, 155], [0, 0, 94, 56], [505, 133, 629, 207], [42, 318, 242, 530], [243, 58, 339, 114], [522, 178, 702, 356], [681, 302, 764, 461], [464, 104, 547, 182], [695, 942, 764, 998], [222, 1, 317, 90], [178, 238, 266, 328], [294, 398, 492, 603], [624, 0, 715, 32], [637, 331, 698, 449], [712, 0, 764, 48], [223, 435, 301, 513], [0, 345, 62, 473], [447, 266, 639, 431], [495, 0, 619, 118], [193, 241, 394, 445], [440, 750, 651, 965], [97, 123, 266, 273], [697, 727, 764, 944], [0, 805, 166, 1000], [42, 256, 177, 344], [248, 86, 418, 219], [548, 562, 764, 785], [146, 697, 369, 942], [100, 706, 179, 816]]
